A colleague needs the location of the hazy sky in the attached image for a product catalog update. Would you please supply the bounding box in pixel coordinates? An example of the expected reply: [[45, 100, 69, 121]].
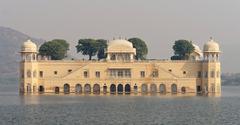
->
[[0, 0, 240, 73]]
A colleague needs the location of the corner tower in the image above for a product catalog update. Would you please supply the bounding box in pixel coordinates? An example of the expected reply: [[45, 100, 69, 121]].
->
[[19, 40, 39, 93], [202, 38, 221, 94]]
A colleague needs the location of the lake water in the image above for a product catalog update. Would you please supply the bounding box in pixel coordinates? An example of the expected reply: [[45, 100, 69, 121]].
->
[[0, 83, 240, 125]]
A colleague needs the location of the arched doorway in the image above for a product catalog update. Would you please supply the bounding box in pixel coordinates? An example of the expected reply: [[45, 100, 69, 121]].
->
[[117, 84, 123, 94], [159, 84, 166, 94], [93, 84, 100, 94], [84, 84, 91, 94], [125, 84, 131, 94], [39, 86, 44, 93], [134, 85, 138, 93], [150, 84, 157, 93], [75, 84, 82, 94], [181, 87, 186, 93], [103, 85, 107, 94], [64, 84, 70, 94], [110, 84, 116, 94], [141, 84, 148, 93], [55, 87, 60, 94], [171, 84, 177, 94]]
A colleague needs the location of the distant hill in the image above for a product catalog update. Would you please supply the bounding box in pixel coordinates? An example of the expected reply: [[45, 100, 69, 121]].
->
[[0, 26, 45, 78]]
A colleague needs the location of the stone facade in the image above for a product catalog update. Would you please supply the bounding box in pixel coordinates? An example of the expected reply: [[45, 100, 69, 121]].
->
[[19, 39, 221, 95]]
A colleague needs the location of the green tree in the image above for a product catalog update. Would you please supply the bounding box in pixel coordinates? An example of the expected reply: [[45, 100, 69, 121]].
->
[[96, 39, 107, 60], [76, 39, 99, 60], [39, 39, 69, 60], [51, 39, 69, 51], [128, 38, 148, 60], [171, 40, 194, 60]]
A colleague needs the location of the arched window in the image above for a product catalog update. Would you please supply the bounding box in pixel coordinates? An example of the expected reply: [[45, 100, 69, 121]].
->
[[27, 70, 31, 78], [141, 84, 148, 93], [75, 84, 82, 94], [181, 87, 186, 93], [171, 84, 177, 94], [117, 84, 123, 94], [84, 84, 91, 94], [93, 84, 100, 94], [125, 84, 131, 94], [159, 84, 166, 94], [64, 84, 70, 94], [110, 84, 116, 94], [150, 84, 157, 93], [55, 87, 60, 94]]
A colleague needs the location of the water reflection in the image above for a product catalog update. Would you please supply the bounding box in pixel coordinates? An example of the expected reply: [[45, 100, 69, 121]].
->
[[0, 86, 239, 125]]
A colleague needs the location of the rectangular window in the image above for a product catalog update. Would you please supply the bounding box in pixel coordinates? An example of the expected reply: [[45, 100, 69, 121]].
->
[[211, 71, 215, 78], [96, 71, 100, 78], [140, 71, 145, 78], [110, 70, 115, 77], [118, 71, 123, 78], [39, 71, 43, 78], [68, 69, 72, 73], [205, 71, 208, 78], [109, 69, 131, 78], [84, 71, 88, 78], [152, 70, 159, 78], [198, 71, 202, 78], [54, 71, 58, 75], [125, 70, 131, 78]]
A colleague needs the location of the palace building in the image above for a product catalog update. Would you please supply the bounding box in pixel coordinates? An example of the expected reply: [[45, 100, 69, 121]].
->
[[19, 38, 221, 95]]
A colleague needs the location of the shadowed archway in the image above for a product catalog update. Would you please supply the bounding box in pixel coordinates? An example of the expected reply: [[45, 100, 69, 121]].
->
[[110, 84, 116, 94], [93, 84, 100, 94], [159, 84, 166, 94], [75, 84, 82, 94], [39, 85, 44, 93], [141, 84, 148, 93], [84, 84, 91, 94], [150, 84, 157, 94], [181, 87, 186, 93], [117, 84, 123, 94], [55, 86, 60, 94], [125, 84, 131, 94], [171, 84, 177, 94], [64, 84, 70, 94]]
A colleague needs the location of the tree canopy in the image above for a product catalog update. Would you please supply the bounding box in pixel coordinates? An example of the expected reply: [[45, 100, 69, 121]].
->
[[128, 38, 148, 60], [171, 39, 194, 60], [39, 39, 69, 60], [76, 39, 108, 60], [96, 39, 107, 60]]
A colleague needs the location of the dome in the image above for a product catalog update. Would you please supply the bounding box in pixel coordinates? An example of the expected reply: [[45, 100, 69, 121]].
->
[[108, 39, 133, 48], [107, 39, 136, 54], [203, 38, 220, 53], [21, 39, 37, 53]]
